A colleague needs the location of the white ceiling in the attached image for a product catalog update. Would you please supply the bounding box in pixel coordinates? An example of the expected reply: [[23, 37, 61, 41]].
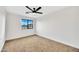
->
[[5, 6, 68, 18]]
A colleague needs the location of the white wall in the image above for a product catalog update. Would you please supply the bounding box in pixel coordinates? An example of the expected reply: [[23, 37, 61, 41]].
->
[[6, 13, 36, 40], [36, 7, 79, 48], [0, 7, 6, 51]]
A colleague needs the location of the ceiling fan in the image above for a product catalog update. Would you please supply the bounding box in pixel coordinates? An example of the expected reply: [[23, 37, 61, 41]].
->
[[25, 6, 43, 14]]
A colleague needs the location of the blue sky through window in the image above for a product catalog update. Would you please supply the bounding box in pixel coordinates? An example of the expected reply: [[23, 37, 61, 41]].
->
[[27, 20, 33, 24], [20, 19, 28, 25]]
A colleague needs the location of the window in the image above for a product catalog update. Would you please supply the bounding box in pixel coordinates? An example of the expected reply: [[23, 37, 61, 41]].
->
[[27, 20, 33, 29], [20, 19, 33, 29]]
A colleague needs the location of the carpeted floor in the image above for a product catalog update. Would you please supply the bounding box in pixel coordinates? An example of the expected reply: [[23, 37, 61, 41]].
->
[[2, 35, 79, 52]]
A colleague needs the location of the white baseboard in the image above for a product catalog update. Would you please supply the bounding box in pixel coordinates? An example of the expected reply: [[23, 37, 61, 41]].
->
[[37, 33, 79, 49], [6, 33, 35, 40], [0, 38, 5, 52]]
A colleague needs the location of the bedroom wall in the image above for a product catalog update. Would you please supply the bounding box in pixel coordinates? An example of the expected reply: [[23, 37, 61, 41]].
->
[[6, 13, 36, 40], [36, 7, 79, 48], [0, 7, 6, 51]]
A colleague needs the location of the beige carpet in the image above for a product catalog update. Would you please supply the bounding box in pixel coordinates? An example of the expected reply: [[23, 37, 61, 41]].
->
[[2, 35, 79, 52]]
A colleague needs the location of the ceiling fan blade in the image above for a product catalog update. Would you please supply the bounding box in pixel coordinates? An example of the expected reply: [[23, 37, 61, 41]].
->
[[35, 7, 42, 12], [35, 12, 43, 14], [26, 12, 33, 14], [25, 6, 33, 12]]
